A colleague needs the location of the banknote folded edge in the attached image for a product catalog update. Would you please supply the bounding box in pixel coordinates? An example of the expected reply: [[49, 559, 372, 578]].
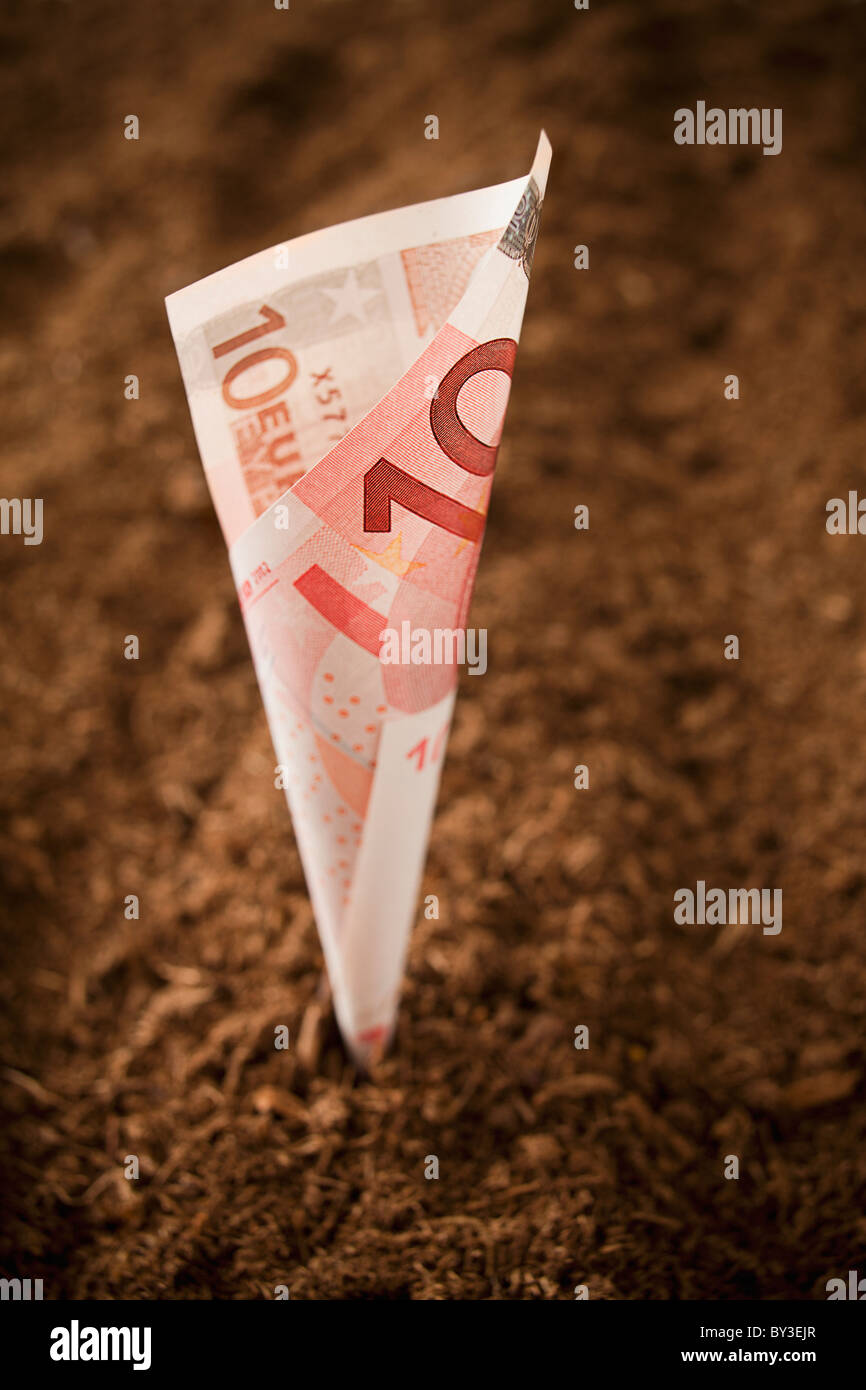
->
[[165, 131, 551, 344], [165, 132, 551, 1073]]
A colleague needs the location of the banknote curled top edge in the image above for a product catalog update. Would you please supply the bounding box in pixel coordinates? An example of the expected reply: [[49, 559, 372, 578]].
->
[[166, 133, 552, 1071]]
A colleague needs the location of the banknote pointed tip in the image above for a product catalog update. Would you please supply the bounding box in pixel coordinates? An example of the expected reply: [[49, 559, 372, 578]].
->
[[345, 1023, 393, 1076], [531, 131, 553, 195]]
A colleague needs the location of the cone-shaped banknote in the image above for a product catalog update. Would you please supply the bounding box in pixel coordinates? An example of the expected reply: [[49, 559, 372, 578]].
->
[[166, 133, 551, 1068]]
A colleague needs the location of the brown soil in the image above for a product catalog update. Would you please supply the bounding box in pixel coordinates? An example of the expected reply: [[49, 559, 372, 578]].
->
[[1, 0, 865, 1300]]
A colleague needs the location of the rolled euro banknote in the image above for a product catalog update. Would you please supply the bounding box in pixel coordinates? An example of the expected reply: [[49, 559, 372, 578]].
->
[[166, 132, 551, 1069]]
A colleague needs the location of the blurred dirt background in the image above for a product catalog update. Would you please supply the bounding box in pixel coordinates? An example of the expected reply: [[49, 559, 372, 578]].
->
[[2, 0, 866, 1300]]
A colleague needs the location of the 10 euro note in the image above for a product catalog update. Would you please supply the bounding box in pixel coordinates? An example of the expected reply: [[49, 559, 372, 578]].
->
[[166, 133, 551, 1070]]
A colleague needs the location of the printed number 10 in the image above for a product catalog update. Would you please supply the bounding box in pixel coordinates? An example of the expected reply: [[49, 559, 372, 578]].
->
[[408, 720, 449, 772], [295, 338, 518, 647]]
